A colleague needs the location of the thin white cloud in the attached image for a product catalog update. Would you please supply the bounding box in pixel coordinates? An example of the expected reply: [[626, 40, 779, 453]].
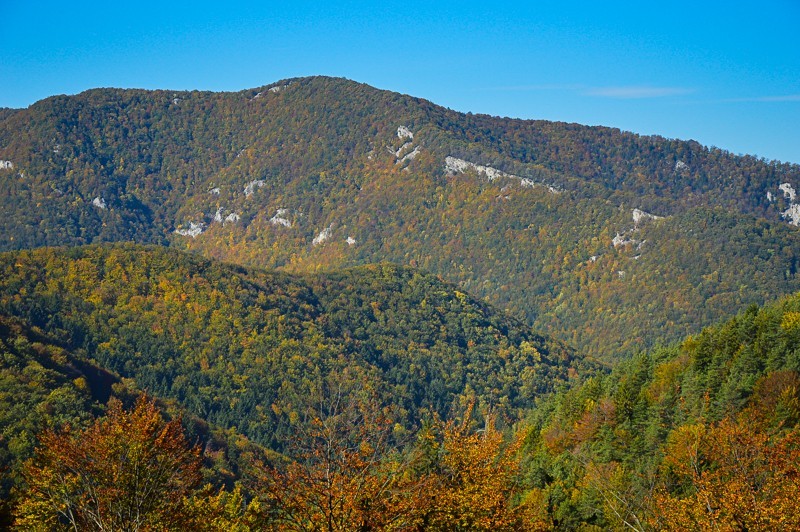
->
[[476, 84, 695, 99], [476, 83, 585, 92], [584, 86, 694, 99], [722, 94, 800, 102]]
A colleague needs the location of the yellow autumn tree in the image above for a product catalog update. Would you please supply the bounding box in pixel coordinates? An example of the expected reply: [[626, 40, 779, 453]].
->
[[412, 405, 547, 531]]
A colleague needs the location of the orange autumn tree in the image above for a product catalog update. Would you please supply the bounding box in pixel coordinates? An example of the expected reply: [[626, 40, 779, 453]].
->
[[254, 389, 542, 532], [649, 374, 800, 531], [14, 396, 202, 531], [251, 377, 426, 531]]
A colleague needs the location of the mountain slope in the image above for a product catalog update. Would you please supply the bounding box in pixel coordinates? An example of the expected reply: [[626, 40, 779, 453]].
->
[[2, 76, 800, 359], [0, 311, 280, 526], [0, 244, 586, 451], [522, 289, 800, 528]]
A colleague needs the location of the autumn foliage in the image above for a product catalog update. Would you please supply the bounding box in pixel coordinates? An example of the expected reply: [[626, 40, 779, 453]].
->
[[250, 391, 538, 531], [9, 289, 800, 529], [649, 411, 800, 530], [9, 371, 800, 530], [14, 396, 202, 531], [252, 386, 421, 531], [414, 411, 541, 531]]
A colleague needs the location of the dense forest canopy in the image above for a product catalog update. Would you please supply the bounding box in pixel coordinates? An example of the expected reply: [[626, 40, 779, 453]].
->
[[2, 76, 800, 360], [3, 76, 800, 528], [520, 290, 800, 529], [2, 245, 800, 528], [0, 244, 587, 451]]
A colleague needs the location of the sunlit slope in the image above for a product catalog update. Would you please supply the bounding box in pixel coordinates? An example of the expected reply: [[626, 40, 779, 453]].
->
[[2, 76, 800, 359]]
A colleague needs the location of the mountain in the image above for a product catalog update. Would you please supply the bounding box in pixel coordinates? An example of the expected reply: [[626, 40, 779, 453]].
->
[[2, 76, 800, 360], [0, 244, 586, 449], [0, 243, 593, 524]]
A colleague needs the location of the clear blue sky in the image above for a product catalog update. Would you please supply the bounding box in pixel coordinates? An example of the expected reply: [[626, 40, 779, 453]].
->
[[2, 0, 799, 163]]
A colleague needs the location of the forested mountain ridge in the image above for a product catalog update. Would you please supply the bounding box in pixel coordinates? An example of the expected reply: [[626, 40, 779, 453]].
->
[[0, 244, 587, 450], [0, 243, 595, 526], [2, 76, 800, 359]]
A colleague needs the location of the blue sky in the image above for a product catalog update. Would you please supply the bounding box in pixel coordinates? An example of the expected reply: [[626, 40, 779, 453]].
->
[[2, 0, 799, 163]]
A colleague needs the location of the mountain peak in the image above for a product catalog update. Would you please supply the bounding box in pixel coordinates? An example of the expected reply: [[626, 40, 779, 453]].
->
[[1, 79, 799, 360]]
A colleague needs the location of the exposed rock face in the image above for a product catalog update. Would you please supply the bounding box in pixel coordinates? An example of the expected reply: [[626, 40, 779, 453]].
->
[[632, 208, 662, 225], [313, 225, 333, 246], [783, 204, 800, 226], [244, 180, 266, 197], [780, 183, 797, 202], [445, 156, 515, 182], [270, 209, 292, 228], [445, 156, 560, 193], [778, 183, 800, 225], [397, 126, 414, 140], [175, 222, 206, 238]]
